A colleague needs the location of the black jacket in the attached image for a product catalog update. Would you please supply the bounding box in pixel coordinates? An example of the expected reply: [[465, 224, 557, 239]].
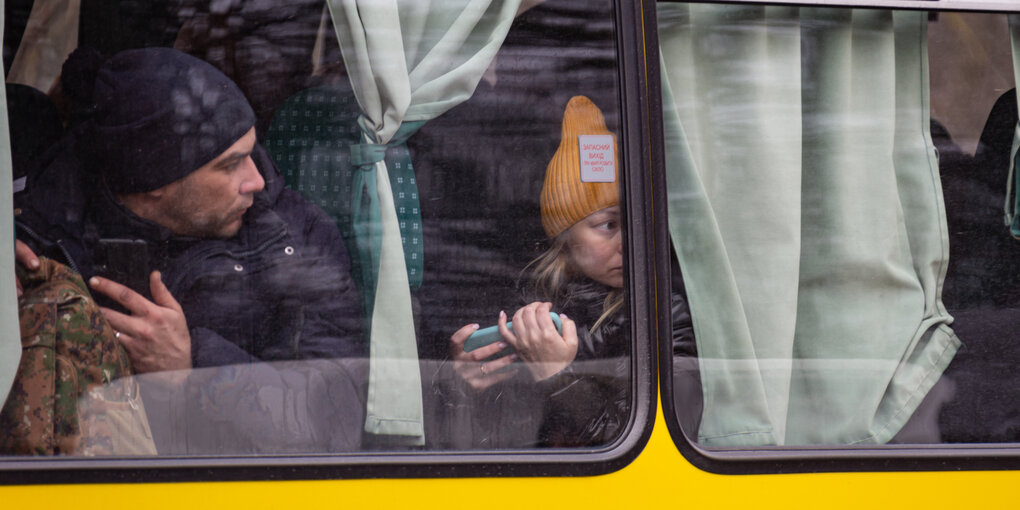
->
[[15, 134, 368, 454], [15, 135, 364, 368], [533, 272, 697, 447], [430, 270, 696, 449], [530, 280, 631, 447]]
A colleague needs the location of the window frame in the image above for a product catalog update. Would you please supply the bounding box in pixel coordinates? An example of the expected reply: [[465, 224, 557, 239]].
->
[[676, 0, 1020, 12], [0, 0, 661, 484], [654, 0, 1020, 474]]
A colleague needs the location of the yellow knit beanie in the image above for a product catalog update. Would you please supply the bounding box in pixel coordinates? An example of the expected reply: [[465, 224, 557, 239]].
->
[[540, 96, 619, 238]]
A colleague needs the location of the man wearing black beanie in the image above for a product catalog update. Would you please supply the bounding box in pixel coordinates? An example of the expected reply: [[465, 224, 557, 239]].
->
[[16, 47, 364, 377]]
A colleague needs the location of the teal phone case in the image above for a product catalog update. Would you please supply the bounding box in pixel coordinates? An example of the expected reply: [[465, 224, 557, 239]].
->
[[463, 312, 563, 354]]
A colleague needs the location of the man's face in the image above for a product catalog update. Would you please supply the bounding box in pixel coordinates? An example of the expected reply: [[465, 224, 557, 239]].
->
[[154, 128, 264, 239]]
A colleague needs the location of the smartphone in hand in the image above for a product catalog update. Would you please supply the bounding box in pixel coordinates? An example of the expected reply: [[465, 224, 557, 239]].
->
[[464, 311, 564, 358], [93, 238, 152, 302]]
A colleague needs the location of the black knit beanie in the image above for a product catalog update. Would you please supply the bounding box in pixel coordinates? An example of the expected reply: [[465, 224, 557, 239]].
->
[[80, 47, 255, 193]]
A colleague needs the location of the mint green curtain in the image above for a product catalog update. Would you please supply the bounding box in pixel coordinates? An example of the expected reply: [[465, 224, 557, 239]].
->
[[1006, 15, 1020, 236], [660, 5, 960, 446], [0, 0, 23, 410], [326, 0, 521, 444]]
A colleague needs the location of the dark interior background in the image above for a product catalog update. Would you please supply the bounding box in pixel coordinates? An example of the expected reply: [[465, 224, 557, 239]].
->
[[3, 0, 621, 362]]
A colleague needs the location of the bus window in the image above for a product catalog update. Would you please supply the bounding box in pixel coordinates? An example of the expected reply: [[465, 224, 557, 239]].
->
[[0, 0, 657, 480], [660, 0, 1020, 465]]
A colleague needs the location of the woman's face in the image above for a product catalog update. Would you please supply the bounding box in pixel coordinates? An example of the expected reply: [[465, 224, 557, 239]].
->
[[566, 206, 623, 288]]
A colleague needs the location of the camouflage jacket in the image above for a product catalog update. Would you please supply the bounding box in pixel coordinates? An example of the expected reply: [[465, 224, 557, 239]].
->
[[0, 258, 152, 455]]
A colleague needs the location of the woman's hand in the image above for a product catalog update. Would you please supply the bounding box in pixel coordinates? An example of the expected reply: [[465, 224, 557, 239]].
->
[[499, 301, 578, 381], [450, 323, 520, 391]]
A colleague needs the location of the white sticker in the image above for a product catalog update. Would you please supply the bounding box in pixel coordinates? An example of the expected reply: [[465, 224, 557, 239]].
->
[[12, 176, 26, 194], [578, 135, 616, 183]]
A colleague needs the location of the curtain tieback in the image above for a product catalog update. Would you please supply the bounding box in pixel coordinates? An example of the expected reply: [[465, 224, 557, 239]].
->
[[348, 120, 427, 317]]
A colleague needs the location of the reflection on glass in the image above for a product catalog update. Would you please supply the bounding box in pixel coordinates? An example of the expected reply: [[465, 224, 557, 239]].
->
[[1, 0, 631, 457]]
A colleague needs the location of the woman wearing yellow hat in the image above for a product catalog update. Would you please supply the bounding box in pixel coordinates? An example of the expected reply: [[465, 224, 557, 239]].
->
[[447, 96, 635, 447]]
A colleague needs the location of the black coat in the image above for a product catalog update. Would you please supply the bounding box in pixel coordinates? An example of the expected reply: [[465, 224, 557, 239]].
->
[[16, 137, 364, 367], [15, 135, 368, 454], [531, 281, 632, 447], [428, 271, 696, 449], [533, 273, 696, 447]]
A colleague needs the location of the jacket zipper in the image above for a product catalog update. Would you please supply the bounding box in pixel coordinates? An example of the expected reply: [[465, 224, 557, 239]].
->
[[16, 222, 83, 275]]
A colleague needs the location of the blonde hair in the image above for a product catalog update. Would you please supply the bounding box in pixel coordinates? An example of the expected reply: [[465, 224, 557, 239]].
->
[[524, 231, 624, 335]]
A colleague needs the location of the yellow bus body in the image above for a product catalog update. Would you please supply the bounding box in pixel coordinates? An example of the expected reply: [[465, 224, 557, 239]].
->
[[4, 1, 1020, 505], [3, 401, 1018, 509]]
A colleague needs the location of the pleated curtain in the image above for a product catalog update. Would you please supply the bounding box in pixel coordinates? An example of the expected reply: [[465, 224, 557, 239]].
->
[[1005, 15, 1020, 236], [326, 0, 521, 444], [660, 4, 960, 445], [0, 0, 22, 412]]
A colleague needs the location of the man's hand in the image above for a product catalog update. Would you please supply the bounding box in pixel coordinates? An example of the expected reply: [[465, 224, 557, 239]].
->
[[14, 240, 40, 297], [89, 271, 192, 373], [450, 323, 520, 391]]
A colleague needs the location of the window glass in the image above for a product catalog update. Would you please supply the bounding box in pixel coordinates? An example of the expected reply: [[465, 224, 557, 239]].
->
[[661, 2, 1020, 448], [0, 0, 633, 461]]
